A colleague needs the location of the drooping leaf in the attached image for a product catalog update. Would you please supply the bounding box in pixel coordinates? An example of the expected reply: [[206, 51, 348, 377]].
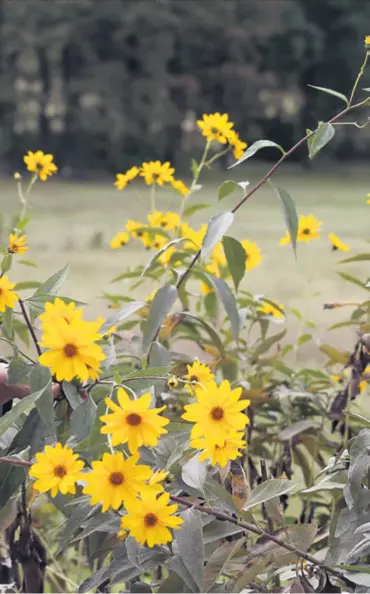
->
[[339, 253, 370, 264], [274, 186, 298, 256], [228, 139, 285, 168], [14, 281, 41, 291], [308, 84, 349, 105], [254, 330, 287, 357], [34, 263, 70, 296], [309, 122, 335, 159], [218, 180, 239, 201], [142, 285, 178, 353], [182, 453, 207, 491], [201, 212, 234, 261], [337, 272, 366, 289], [180, 312, 225, 355], [0, 382, 52, 436], [2, 307, 13, 341], [71, 395, 98, 443], [279, 420, 320, 442], [63, 381, 84, 410], [148, 342, 171, 367], [183, 203, 211, 218], [18, 260, 38, 268], [100, 301, 146, 333], [29, 366, 55, 440], [175, 509, 204, 592], [205, 274, 240, 341], [203, 541, 242, 592], [243, 479, 298, 511], [320, 344, 349, 365], [7, 358, 31, 386], [222, 236, 246, 291], [1, 254, 12, 274]]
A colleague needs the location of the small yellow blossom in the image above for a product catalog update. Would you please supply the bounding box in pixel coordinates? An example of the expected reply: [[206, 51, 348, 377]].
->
[[329, 233, 350, 252], [171, 179, 190, 197], [38, 298, 82, 328], [258, 299, 285, 320], [23, 150, 57, 181], [29, 443, 85, 498], [148, 210, 180, 232], [0, 276, 19, 312], [8, 233, 28, 255], [190, 432, 246, 468], [110, 231, 130, 249], [185, 360, 215, 394], [365, 35, 370, 46], [227, 130, 247, 160], [140, 161, 175, 186], [367, 193, 370, 204], [114, 167, 140, 190], [280, 215, 322, 245], [197, 113, 234, 144], [167, 376, 179, 390], [240, 239, 262, 271]]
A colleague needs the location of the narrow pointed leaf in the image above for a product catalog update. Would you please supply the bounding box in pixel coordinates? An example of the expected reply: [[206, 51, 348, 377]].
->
[[201, 212, 234, 261], [309, 122, 335, 159], [218, 180, 239, 201], [222, 236, 246, 291], [243, 479, 298, 510], [34, 263, 70, 296], [308, 84, 349, 105], [274, 187, 298, 256], [228, 139, 285, 168], [206, 274, 240, 341], [142, 285, 177, 352]]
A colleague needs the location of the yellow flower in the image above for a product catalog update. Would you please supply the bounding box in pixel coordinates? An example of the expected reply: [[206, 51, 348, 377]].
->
[[240, 239, 262, 271], [110, 231, 130, 249], [258, 299, 285, 320], [280, 215, 322, 245], [23, 150, 57, 181], [8, 233, 28, 255], [167, 376, 179, 390], [148, 210, 180, 232], [114, 167, 140, 190], [365, 35, 370, 46], [146, 290, 158, 303], [180, 223, 207, 250], [126, 220, 146, 239], [29, 443, 85, 498], [0, 276, 19, 312], [172, 179, 189, 197], [82, 452, 152, 512], [39, 318, 106, 382], [100, 388, 169, 453], [38, 298, 82, 329], [140, 161, 175, 186], [182, 380, 250, 444], [196, 113, 234, 144], [185, 360, 215, 394], [329, 233, 350, 252], [212, 243, 226, 267], [227, 130, 247, 160], [190, 432, 246, 468], [146, 470, 169, 495], [120, 491, 183, 547]]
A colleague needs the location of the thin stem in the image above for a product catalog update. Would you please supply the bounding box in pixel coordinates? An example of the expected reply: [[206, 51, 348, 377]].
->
[[0, 457, 31, 467], [18, 298, 42, 356], [176, 97, 369, 291], [349, 51, 369, 106], [169, 494, 345, 580], [150, 183, 156, 213], [203, 145, 232, 168], [179, 141, 211, 222]]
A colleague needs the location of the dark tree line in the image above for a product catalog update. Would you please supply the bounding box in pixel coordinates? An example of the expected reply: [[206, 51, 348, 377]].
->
[[0, 0, 370, 177]]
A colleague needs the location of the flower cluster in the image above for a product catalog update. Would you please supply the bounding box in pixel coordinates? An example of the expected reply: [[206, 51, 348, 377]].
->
[[181, 361, 250, 467], [279, 214, 350, 252], [196, 113, 247, 160], [114, 160, 189, 196]]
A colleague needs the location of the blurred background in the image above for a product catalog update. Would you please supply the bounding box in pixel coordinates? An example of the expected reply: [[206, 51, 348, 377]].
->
[[1, 0, 370, 365]]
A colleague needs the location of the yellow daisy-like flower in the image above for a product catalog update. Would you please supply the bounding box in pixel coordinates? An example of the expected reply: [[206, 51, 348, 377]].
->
[[0, 276, 19, 312], [171, 179, 189, 197], [329, 233, 350, 252], [180, 223, 207, 250], [240, 239, 262, 271], [8, 233, 28, 255], [147, 210, 180, 232], [212, 243, 226, 267], [196, 113, 234, 144], [38, 298, 83, 329], [182, 380, 250, 444], [140, 161, 175, 186], [258, 299, 285, 320], [365, 35, 370, 46], [23, 150, 57, 181], [185, 360, 215, 394], [114, 166, 140, 190], [29, 443, 85, 498], [110, 231, 130, 249], [227, 130, 247, 160], [82, 452, 152, 512], [120, 491, 183, 547], [146, 470, 169, 495], [100, 388, 170, 453], [39, 317, 106, 382], [280, 215, 322, 245], [126, 220, 146, 239], [190, 432, 246, 468]]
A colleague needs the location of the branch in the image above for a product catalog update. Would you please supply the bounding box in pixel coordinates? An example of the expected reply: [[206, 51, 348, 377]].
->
[[18, 298, 42, 357], [176, 97, 369, 291], [170, 494, 345, 581], [0, 457, 31, 467]]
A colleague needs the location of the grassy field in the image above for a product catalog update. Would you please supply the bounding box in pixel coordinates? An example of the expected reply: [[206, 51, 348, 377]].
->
[[1, 162, 370, 366]]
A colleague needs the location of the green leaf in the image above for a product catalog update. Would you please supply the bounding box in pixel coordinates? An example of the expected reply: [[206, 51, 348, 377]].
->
[[34, 263, 70, 296], [218, 180, 239, 201], [320, 344, 349, 364], [337, 272, 366, 289], [175, 509, 204, 592], [191, 159, 199, 177], [297, 333, 312, 346], [18, 260, 38, 268], [243, 479, 298, 511], [339, 253, 370, 264], [201, 212, 234, 261], [183, 203, 211, 218], [254, 330, 287, 357], [7, 358, 31, 385], [111, 268, 144, 283], [222, 236, 246, 291], [148, 342, 171, 366], [29, 366, 55, 439], [100, 301, 146, 333], [274, 186, 298, 256], [141, 238, 188, 278], [180, 312, 225, 355], [308, 84, 349, 105], [0, 463, 26, 512], [203, 479, 240, 515], [142, 285, 178, 353], [228, 139, 285, 168], [0, 381, 51, 435], [203, 541, 241, 592], [63, 381, 83, 410], [309, 122, 335, 159], [71, 395, 98, 443], [2, 307, 13, 341], [182, 453, 207, 491], [279, 420, 320, 441], [14, 281, 41, 291], [205, 274, 240, 341], [1, 254, 12, 274]]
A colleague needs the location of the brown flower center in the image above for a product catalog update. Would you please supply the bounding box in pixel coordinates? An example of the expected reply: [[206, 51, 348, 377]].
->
[[126, 413, 142, 426], [0, 288, 3, 295], [211, 127, 219, 135], [136, 230, 143, 237], [144, 513, 158, 527], [302, 228, 311, 235], [332, 245, 338, 251], [160, 222, 167, 228], [64, 343, 78, 358], [54, 465, 67, 478], [211, 406, 224, 421], [189, 375, 198, 383], [109, 472, 124, 486]]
